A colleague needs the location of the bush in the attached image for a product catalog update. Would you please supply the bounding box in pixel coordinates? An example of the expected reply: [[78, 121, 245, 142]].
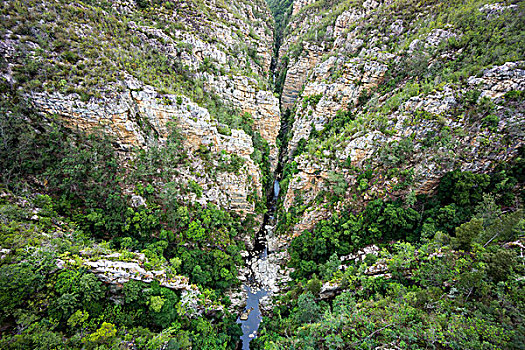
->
[[452, 218, 483, 250], [437, 170, 490, 207], [295, 292, 320, 324]]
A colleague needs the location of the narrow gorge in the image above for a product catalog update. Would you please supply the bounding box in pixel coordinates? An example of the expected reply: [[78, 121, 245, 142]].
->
[[237, 14, 292, 345], [0, 0, 524, 349]]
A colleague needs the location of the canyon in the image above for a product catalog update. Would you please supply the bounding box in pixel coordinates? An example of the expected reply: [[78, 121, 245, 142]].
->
[[0, 0, 523, 349]]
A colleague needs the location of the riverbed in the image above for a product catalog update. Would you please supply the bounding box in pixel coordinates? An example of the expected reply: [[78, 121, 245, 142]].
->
[[236, 181, 280, 349]]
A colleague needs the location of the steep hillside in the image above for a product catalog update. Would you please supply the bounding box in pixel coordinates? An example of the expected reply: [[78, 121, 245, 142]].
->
[[275, 0, 524, 238], [1, 0, 280, 217], [253, 0, 525, 348]]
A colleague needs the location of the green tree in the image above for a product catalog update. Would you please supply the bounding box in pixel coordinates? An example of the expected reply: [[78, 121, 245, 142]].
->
[[192, 265, 209, 285], [0, 263, 44, 322], [148, 296, 165, 313], [453, 218, 483, 250], [83, 322, 117, 347], [186, 221, 206, 242], [321, 253, 341, 280], [123, 280, 143, 304], [327, 171, 348, 197], [438, 170, 490, 207], [78, 274, 104, 304], [485, 248, 516, 282], [295, 292, 320, 324], [306, 274, 322, 296], [55, 293, 79, 320]]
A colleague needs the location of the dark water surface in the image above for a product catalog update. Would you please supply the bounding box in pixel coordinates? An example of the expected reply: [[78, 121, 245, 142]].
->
[[237, 180, 280, 349], [236, 285, 268, 350]]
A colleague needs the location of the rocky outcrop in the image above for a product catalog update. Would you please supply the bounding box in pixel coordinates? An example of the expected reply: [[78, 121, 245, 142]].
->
[[234, 223, 293, 312], [286, 54, 390, 155], [56, 250, 222, 317], [280, 0, 389, 111], [242, 250, 292, 295], [282, 60, 524, 233], [75, 253, 192, 290], [203, 73, 281, 168], [277, 0, 525, 239], [281, 43, 325, 111], [333, 0, 383, 36], [291, 0, 317, 16], [125, 0, 274, 77], [1, 0, 277, 221], [319, 245, 381, 299], [468, 61, 525, 99], [339, 245, 380, 263], [30, 76, 263, 216], [480, 2, 519, 17]]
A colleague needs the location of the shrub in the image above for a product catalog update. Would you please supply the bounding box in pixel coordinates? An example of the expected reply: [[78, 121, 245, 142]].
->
[[452, 218, 483, 250], [295, 292, 320, 324]]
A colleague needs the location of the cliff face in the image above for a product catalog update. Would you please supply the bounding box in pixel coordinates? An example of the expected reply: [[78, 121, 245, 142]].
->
[[277, 0, 524, 237], [203, 73, 281, 167], [2, 0, 523, 252], [30, 78, 264, 215], [1, 0, 279, 219]]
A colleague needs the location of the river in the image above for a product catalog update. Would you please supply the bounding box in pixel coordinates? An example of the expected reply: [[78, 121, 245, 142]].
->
[[236, 179, 280, 349]]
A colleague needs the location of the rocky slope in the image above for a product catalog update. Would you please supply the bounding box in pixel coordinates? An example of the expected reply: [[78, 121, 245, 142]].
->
[[30, 77, 265, 216], [1, 0, 279, 221], [276, 0, 524, 238]]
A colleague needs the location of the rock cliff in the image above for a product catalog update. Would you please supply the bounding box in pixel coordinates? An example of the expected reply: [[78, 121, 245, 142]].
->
[[30, 77, 264, 215], [276, 0, 524, 237], [1, 0, 279, 219]]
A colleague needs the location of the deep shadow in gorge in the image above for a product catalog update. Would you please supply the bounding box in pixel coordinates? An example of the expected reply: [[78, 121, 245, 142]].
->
[[236, 130, 289, 350], [236, 2, 293, 348]]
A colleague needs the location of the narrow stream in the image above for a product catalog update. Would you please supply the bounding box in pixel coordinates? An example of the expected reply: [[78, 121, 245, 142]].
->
[[236, 179, 280, 349], [236, 254, 268, 349], [236, 12, 290, 345]]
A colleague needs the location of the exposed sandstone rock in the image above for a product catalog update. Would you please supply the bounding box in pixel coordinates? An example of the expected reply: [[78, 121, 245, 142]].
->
[[56, 250, 222, 317], [425, 29, 459, 48], [286, 54, 389, 156], [203, 73, 281, 168], [281, 43, 325, 111], [29, 78, 263, 217], [468, 61, 525, 99], [340, 245, 381, 263], [480, 2, 519, 17], [292, 0, 317, 16], [281, 49, 524, 238], [319, 281, 342, 299]]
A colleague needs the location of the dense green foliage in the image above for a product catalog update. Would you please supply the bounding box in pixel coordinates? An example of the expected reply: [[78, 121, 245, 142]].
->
[[267, 0, 294, 56], [0, 91, 249, 348], [288, 157, 523, 276], [255, 236, 524, 349], [266, 0, 294, 96], [0, 224, 242, 350], [254, 167, 524, 349], [1, 0, 524, 349]]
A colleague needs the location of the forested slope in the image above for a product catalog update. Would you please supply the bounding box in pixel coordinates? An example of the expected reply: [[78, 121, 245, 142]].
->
[[254, 0, 525, 348]]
